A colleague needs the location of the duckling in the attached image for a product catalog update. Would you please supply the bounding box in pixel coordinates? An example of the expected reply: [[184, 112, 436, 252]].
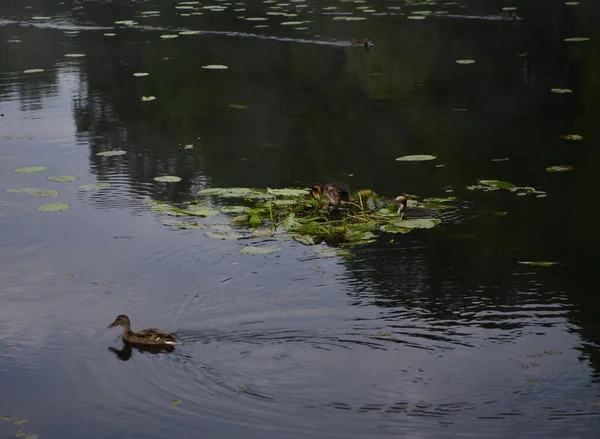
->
[[395, 195, 440, 220], [351, 37, 374, 48], [107, 315, 181, 346], [311, 183, 351, 208]]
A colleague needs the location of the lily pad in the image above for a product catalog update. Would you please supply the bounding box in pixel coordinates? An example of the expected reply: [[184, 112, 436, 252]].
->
[[65, 53, 85, 57], [96, 150, 126, 156], [293, 234, 315, 245], [267, 188, 307, 197], [315, 247, 354, 258], [47, 175, 78, 182], [229, 104, 247, 109], [78, 182, 111, 191], [133, 72, 149, 77], [154, 176, 182, 183], [456, 59, 475, 64], [551, 88, 573, 94], [202, 64, 228, 70], [13, 420, 27, 426], [6, 188, 60, 197], [518, 261, 558, 267], [171, 399, 183, 406], [220, 206, 250, 214], [240, 246, 280, 255], [160, 34, 179, 39], [14, 166, 48, 173], [15, 430, 26, 438], [141, 96, 156, 102], [502, 6, 517, 11], [197, 187, 262, 198], [396, 155, 437, 161], [407, 15, 426, 20], [546, 165, 573, 172], [205, 231, 244, 240], [379, 223, 411, 234], [38, 202, 70, 212], [23, 69, 44, 74], [398, 218, 440, 229], [179, 30, 201, 35], [0, 416, 10, 421], [160, 220, 207, 229], [564, 37, 590, 42], [561, 134, 583, 141], [478, 179, 516, 189]]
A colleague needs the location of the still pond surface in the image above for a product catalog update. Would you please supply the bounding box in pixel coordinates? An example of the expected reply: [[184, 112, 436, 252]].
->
[[1, 0, 600, 438]]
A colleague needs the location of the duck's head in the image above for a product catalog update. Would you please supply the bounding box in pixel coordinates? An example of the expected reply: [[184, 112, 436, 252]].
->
[[311, 183, 324, 199], [107, 314, 130, 328], [363, 37, 374, 47], [395, 195, 407, 215]]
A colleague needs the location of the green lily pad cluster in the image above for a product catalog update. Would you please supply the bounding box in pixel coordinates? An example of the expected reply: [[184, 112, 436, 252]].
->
[[147, 187, 450, 247], [1, 415, 38, 439], [466, 179, 546, 197]]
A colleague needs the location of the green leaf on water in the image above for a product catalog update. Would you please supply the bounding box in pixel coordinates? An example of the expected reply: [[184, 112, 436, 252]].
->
[[47, 175, 78, 182], [293, 234, 315, 245], [205, 231, 244, 240], [160, 34, 179, 39], [527, 353, 542, 358], [395, 155, 437, 161], [398, 218, 440, 229], [240, 246, 280, 255], [546, 165, 573, 172], [551, 88, 573, 94], [407, 15, 426, 20], [478, 179, 516, 189], [171, 399, 183, 406], [78, 183, 111, 191], [229, 104, 248, 109], [502, 6, 518, 11], [220, 206, 250, 214], [14, 166, 48, 173], [38, 202, 70, 212], [518, 261, 558, 267], [565, 1, 579, 5], [248, 214, 261, 226], [197, 187, 260, 198], [133, 72, 149, 77], [65, 53, 85, 57], [154, 176, 182, 183], [179, 30, 201, 35], [25, 435, 39, 439], [160, 220, 207, 229], [6, 188, 60, 197], [379, 223, 412, 234], [23, 69, 44, 74], [1, 416, 10, 421], [315, 247, 354, 258], [423, 196, 457, 203], [202, 64, 228, 70], [267, 188, 307, 197], [456, 59, 475, 64], [141, 96, 156, 102], [561, 134, 583, 141], [14, 429, 26, 437], [282, 213, 301, 231], [564, 37, 590, 42], [96, 150, 126, 156], [13, 419, 27, 425]]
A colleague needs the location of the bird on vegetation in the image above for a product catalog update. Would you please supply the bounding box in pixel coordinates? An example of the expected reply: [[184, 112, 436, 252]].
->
[[107, 315, 181, 346], [351, 37, 374, 47], [395, 195, 440, 220], [311, 182, 351, 208]]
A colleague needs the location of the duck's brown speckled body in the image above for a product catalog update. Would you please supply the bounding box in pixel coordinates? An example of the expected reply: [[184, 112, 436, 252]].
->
[[107, 315, 181, 346], [311, 182, 351, 207], [351, 37, 374, 47]]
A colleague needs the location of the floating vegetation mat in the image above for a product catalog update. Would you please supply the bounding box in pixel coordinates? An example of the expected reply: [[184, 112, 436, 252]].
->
[[145, 187, 456, 247], [466, 179, 547, 197]]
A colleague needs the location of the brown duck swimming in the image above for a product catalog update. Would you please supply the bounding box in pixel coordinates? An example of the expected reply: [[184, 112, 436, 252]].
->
[[351, 37, 374, 47], [107, 315, 181, 346], [395, 195, 440, 220], [311, 183, 351, 208]]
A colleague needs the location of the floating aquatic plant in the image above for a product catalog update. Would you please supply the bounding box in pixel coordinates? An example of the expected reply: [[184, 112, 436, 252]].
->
[[38, 202, 70, 212], [561, 134, 583, 141], [456, 59, 475, 65], [240, 246, 280, 255], [47, 175, 78, 182], [14, 166, 48, 173], [154, 176, 182, 183], [78, 182, 111, 191], [546, 165, 574, 172], [96, 150, 126, 156], [6, 188, 60, 197], [396, 154, 437, 161], [202, 64, 228, 70]]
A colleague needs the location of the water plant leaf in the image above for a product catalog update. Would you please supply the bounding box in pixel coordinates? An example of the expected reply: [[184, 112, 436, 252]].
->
[[197, 187, 259, 198], [13, 420, 27, 426], [78, 183, 111, 191], [47, 175, 78, 182], [15, 430, 26, 437], [518, 261, 558, 267], [399, 218, 440, 229], [171, 399, 183, 406], [379, 223, 411, 234], [407, 15, 426, 20], [478, 179, 516, 189], [551, 88, 572, 94], [267, 188, 307, 198], [423, 196, 457, 203], [96, 150, 126, 156], [546, 165, 573, 172], [502, 6, 517, 11], [160, 220, 207, 229], [395, 155, 437, 161], [543, 350, 562, 354], [141, 96, 156, 102], [179, 30, 201, 35], [229, 104, 247, 109], [205, 231, 244, 240], [161, 34, 179, 39], [456, 59, 475, 64], [23, 69, 44, 74], [6, 188, 59, 197], [1, 416, 10, 421], [65, 53, 85, 57], [564, 37, 590, 42], [293, 234, 315, 245], [221, 206, 250, 214], [38, 202, 70, 212], [248, 214, 261, 226], [154, 176, 182, 183], [240, 246, 280, 255], [282, 213, 301, 231], [133, 72, 149, 77], [561, 134, 583, 141], [14, 166, 48, 173], [202, 64, 228, 70], [315, 247, 354, 258]]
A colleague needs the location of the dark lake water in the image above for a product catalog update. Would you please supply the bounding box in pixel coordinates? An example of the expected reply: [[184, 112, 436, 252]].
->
[[1, 0, 600, 438]]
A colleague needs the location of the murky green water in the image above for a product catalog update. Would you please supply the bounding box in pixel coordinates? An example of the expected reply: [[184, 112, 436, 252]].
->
[[1, 1, 600, 438]]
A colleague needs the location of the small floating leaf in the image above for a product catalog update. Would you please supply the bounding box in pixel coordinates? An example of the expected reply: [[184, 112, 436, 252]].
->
[[103, 33, 116, 36], [543, 350, 562, 354], [240, 246, 280, 255], [202, 64, 228, 70], [395, 155, 437, 161], [179, 30, 201, 35], [205, 231, 244, 240], [564, 37, 590, 42], [153, 176, 182, 183], [518, 261, 558, 267], [561, 134, 583, 141], [115, 20, 137, 25], [6, 188, 60, 197], [267, 188, 307, 197], [141, 96, 156, 102], [160, 34, 179, 39], [478, 179, 516, 189], [14, 166, 48, 173], [23, 69, 44, 74], [527, 353, 542, 358], [407, 15, 426, 20], [546, 165, 573, 172], [229, 104, 248, 109], [96, 150, 126, 156], [551, 88, 573, 94], [13, 420, 27, 426], [456, 59, 475, 64], [65, 53, 85, 57], [565, 1, 579, 5], [133, 72, 149, 77], [25, 435, 39, 439], [47, 175, 78, 182], [197, 187, 261, 198], [398, 218, 440, 229], [502, 6, 517, 11], [220, 206, 250, 214], [171, 399, 183, 406], [293, 234, 315, 245], [78, 182, 111, 191], [38, 202, 70, 212], [14, 430, 26, 438]]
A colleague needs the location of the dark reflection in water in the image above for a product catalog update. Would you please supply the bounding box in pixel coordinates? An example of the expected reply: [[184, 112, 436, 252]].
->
[[1, 0, 600, 438], [108, 341, 175, 361]]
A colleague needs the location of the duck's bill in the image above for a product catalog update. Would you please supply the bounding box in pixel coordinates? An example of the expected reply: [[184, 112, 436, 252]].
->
[[107, 321, 118, 328]]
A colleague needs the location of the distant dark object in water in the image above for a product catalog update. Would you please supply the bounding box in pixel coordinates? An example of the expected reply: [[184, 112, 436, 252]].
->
[[107, 314, 182, 346], [311, 182, 351, 207], [395, 195, 440, 219], [504, 11, 521, 22], [351, 37, 374, 48]]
